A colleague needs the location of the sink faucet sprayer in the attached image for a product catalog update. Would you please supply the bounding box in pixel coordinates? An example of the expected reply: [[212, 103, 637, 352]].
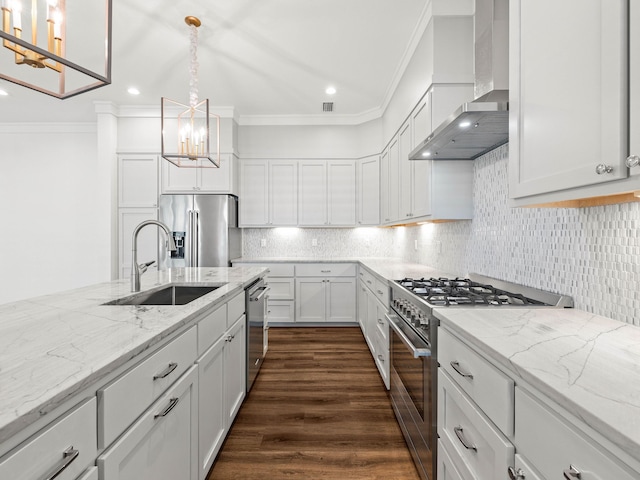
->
[[131, 220, 177, 292]]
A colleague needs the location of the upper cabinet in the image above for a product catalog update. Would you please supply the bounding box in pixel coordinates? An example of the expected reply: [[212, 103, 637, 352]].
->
[[509, 0, 639, 206], [239, 159, 297, 227], [161, 154, 238, 195], [358, 156, 380, 226], [299, 160, 357, 227]]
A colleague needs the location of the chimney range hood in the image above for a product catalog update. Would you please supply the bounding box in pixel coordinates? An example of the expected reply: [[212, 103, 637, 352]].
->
[[410, 0, 509, 161]]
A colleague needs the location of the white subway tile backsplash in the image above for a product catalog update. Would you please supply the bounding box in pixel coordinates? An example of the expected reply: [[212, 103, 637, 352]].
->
[[243, 144, 640, 325]]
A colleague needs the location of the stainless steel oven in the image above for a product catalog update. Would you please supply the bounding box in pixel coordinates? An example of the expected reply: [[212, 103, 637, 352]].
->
[[246, 279, 269, 392], [387, 309, 437, 480]]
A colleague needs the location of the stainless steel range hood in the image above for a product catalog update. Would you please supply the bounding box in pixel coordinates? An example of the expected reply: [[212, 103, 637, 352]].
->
[[410, 0, 509, 161]]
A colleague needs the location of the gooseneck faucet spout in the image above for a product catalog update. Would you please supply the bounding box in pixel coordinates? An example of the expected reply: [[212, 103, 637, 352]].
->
[[131, 220, 177, 292]]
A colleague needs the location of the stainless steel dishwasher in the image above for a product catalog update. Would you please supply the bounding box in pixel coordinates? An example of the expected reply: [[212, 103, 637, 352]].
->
[[246, 278, 269, 392]]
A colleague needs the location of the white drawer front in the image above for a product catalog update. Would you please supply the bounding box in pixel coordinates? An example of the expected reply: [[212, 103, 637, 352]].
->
[[438, 369, 514, 480], [361, 268, 375, 290], [438, 439, 472, 480], [512, 454, 544, 480], [267, 300, 295, 323], [295, 263, 356, 277], [373, 327, 389, 389], [197, 303, 227, 355], [266, 263, 295, 277], [515, 387, 638, 480], [374, 277, 389, 306], [439, 328, 514, 435], [267, 278, 295, 300], [99, 327, 197, 448], [374, 302, 389, 346], [77, 466, 99, 480], [0, 398, 97, 480], [227, 291, 245, 327]]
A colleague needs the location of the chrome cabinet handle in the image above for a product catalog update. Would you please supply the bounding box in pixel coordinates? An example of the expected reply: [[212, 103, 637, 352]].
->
[[37, 446, 79, 480], [377, 354, 384, 363], [376, 289, 383, 295], [321, 270, 331, 273], [153, 362, 178, 380], [450, 361, 473, 379], [377, 318, 384, 325], [453, 426, 477, 452], [563, 465, 582, 479], [595, 163, 613, 174], [366, 280, 372, 284], [507, 466, 526, 480], [154, 397, 179, 419], [626, 155, 640, 168]]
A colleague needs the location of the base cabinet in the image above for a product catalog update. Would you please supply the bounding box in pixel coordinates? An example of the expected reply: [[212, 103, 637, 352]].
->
[[98, 366, 199, 480]]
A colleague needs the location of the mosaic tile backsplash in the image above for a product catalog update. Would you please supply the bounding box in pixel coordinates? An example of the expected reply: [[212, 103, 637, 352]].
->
[[243, 144, 640, 325]]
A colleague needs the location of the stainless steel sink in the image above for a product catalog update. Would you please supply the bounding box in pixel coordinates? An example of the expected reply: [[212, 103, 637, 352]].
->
[[104, 285, 220, 306]]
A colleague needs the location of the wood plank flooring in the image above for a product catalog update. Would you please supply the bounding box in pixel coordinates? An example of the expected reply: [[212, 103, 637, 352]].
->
[[207, 327, 421, 480]]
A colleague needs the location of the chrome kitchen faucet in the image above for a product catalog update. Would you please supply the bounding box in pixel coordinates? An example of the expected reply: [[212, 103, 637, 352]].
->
[[131, 220, 177, 292]]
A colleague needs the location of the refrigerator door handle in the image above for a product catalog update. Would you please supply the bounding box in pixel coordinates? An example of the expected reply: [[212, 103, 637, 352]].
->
[[193, 210, 199, 267], [187, 210, 194, 267]]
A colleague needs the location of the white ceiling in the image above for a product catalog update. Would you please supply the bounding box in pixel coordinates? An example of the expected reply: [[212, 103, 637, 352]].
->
[[0, 0, 429, 124]]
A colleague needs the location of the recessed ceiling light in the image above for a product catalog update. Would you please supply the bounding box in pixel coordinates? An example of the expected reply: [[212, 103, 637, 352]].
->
[[127, 87, 140, 95], [422, 151, 431, 157], [459, 121, 471, 128], [0, 89, 8, 96], [326, 86, 336, 95]]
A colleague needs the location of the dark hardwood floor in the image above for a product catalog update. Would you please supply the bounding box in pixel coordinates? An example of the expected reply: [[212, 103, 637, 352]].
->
[[207, 327, 421, 480]]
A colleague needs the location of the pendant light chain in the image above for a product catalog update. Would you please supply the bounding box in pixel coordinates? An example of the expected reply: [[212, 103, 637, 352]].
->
[[188, 22, 199, 109]]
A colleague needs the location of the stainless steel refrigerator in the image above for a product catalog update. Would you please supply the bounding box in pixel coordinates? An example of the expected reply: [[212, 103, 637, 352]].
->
[[158, 194, 241, 268]]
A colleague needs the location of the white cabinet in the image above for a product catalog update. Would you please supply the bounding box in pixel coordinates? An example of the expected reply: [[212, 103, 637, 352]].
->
[[379, 149, 391, 224], [119, 154, 158, 208], [224, 315, 246, 426], [515, 387, 637, 480], [298, 160, 356, 227], [0, 398, 97, 480], [387, 138, 400, 223], [295, 263, 356, 323], [162, 154, 236, 194], [98, 366, 199, 480], [358, 156, 380, 226], [631, 1, 640, 174], [239, 160, 297, 227], [509, 0, 632, 205]]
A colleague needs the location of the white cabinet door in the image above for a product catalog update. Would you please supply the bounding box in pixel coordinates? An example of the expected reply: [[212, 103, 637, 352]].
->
[[98, 366, 198, 480], [388, 137, 400, 222], [269, 160, 298, 226], [399, 121, 413, 220], [197, 336, 226, 480], [224, 316, 246, 426], [295, 278, 326, 322], [298, 161, 328, 226], [239, 160, 269, 226], [327, 161, 356, 226], [357, 281, 368, 335], [325, 277, 356, 322], [119, 154, 158, 207], [162, 155, 232, 194], [358, 156, 380, 226], [200, 154, 232, 193], [411, 95, 433, 218], [118, 208, 158, 279], [161, 160, 200, 193], [509, 0, 628, 198], [379, 149, 390, 224]]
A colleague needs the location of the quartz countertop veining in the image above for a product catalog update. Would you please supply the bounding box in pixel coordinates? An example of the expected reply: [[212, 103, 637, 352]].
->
[[434, 307, 640, 466], [0, 266, 266, 446]]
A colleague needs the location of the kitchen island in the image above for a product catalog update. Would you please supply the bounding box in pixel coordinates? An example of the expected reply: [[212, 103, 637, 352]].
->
[[0, 265, 266, 478]]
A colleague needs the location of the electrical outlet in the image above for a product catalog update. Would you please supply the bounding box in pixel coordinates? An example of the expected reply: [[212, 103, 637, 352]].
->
[[260, 238, 266, 247], [312, 238, 318, 247]]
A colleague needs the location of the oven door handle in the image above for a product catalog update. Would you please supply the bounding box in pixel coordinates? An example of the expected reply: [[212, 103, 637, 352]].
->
[[386, 314, 431, 358]]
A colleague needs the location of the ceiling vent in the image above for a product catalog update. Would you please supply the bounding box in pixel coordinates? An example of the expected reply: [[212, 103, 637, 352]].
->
[[322, 102, 334, 112]]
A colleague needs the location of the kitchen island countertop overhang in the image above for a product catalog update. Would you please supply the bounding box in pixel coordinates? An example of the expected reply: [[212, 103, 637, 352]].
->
[[0, 266, 267, 449]]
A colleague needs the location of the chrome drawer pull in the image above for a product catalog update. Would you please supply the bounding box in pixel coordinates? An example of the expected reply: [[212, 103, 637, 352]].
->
[[450, 361, 473, 379], [453, 426, 477, 452], [377, 318, 384, 325], [154, 397, 180, 419], [377, 354, 384, 363], [321, 270, 331, 273], [563, 465, 582, 479], [507, 466, 526, 480], [37, 446, 79, 480], [367, 280, 372, 284], [153, 362, 178, 380]]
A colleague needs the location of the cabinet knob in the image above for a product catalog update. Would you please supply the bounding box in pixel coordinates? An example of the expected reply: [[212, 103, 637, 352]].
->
[[595, 163, 614, 175], [507, 467, 526, 480], [626, 155, 640, 168]]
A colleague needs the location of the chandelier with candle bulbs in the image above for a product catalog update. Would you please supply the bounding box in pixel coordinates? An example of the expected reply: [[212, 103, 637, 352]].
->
[[161, 16, 220, 168], [0, 0, 111, 98]]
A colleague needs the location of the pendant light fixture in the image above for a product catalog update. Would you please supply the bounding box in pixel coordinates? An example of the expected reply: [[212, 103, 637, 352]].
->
[[0, 0, 112, 98], [161, 16, 220, 168]]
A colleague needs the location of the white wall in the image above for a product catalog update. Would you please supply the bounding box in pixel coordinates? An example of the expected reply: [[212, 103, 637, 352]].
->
[[0, 124, 111, 304]]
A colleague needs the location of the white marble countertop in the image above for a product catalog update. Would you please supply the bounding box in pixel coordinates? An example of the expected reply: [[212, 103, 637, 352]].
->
[[232, 257, 457, 281], [0, 266, 266, 445], [434, 307, 640, 465]]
